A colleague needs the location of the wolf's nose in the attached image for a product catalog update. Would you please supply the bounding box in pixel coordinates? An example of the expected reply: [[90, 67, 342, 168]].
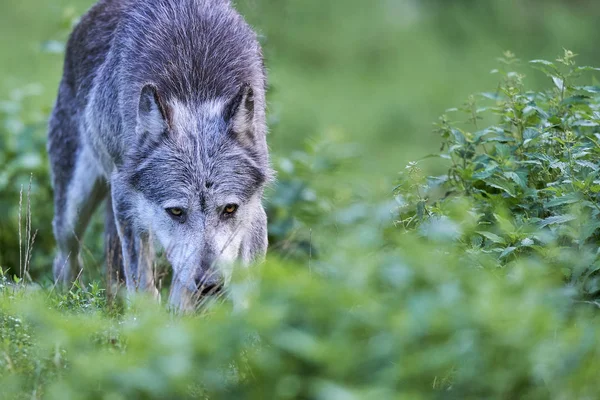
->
[[194, 275, 223, 296]]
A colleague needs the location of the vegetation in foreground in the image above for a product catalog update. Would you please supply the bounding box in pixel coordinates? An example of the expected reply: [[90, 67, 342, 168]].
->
[[1, 52, 600, 399]]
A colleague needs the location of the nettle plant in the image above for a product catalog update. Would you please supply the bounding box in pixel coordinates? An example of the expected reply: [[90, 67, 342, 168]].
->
[[396, 50, 600, 298]]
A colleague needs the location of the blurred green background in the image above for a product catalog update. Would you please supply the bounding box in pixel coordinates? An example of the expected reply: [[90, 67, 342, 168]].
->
[[2, 0, 600, 276]]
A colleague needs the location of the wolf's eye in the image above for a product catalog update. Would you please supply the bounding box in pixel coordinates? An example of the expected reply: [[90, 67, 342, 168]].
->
[[166, 207, 184, 219], [223, 204, 239, 216]]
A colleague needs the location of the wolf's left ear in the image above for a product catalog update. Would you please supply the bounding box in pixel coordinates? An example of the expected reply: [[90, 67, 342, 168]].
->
[[137, 84, 169, 138], [225, 84, 256, 147]]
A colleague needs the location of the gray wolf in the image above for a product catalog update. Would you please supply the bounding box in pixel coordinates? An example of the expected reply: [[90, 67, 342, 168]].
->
[[47, 0, 271, 310]]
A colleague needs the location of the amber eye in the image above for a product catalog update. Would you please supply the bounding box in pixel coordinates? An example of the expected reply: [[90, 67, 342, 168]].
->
[[223, 204, 239, 216], [166, 208, 184, 218]]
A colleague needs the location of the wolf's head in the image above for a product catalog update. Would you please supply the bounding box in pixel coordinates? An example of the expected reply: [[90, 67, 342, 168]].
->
[[121, 82, 270, 309]]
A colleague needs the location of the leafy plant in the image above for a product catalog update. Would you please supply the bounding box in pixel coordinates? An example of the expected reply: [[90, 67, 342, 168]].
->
[[266, 131, 357, 260], [396, 50, 600, 298]]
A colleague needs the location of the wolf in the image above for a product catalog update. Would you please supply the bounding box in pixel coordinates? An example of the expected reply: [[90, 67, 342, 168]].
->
[[47, 0, 271, 310]]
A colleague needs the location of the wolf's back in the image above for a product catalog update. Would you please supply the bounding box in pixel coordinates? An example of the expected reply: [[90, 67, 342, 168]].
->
[[64, 0, 262, 108], [59, 0, 265, 165], [61, 0, 124, 109]]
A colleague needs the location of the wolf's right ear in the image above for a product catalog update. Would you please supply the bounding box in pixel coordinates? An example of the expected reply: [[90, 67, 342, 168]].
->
[[224, 84, 256, 148], [137, 84, 169, 137]]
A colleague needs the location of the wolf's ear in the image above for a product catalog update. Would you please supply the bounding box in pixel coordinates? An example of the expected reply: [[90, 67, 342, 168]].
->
[[225, 84, 256, 147], [137, 84, 169, 137]]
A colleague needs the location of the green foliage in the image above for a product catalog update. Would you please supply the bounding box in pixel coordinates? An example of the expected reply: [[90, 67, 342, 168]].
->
[[267, 132, 357, 259], [396, 50, 600, 298], [48, 281, 107, 313], [2, 237, 600, 398]]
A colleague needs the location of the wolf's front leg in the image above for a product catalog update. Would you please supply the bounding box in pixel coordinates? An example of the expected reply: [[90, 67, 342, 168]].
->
[[110, 188, 160, 301], [120, 225, 159, 299]]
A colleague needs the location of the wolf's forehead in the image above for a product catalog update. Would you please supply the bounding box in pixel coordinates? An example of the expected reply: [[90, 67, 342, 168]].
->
[[169, 98, 227, 133], [131, 147, 258, 204], [166, 97, 235, 167], [128, 97, 264, 203]]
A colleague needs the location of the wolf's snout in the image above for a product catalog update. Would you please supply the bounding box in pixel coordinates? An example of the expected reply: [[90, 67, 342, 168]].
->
[[194, 273, 224, 296]]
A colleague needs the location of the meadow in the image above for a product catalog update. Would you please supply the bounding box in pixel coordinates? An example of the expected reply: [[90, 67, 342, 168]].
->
[[2, 0, 600, 398]]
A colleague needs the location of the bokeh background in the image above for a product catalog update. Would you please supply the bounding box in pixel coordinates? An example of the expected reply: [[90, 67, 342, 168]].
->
[[1, 0, 600, 277]]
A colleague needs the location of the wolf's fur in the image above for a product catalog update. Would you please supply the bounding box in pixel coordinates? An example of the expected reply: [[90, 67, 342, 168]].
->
[[47, 0, 271, 310]]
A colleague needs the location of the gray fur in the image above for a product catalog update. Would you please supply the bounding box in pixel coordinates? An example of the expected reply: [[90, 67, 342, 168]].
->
[[47, 0, 271, 310]]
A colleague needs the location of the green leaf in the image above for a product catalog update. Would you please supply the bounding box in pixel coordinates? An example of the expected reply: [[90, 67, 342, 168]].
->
[[503, 171, 527, 189], [576, 85, 600, 94], [451, 128, 467, 144], [520, 238, 534, 247], [552, 76, 564, 91], [530, 59, 556, 67], [538, 214, 577, 228], [544, 193, 581, 208], [572, 120, 599, 127], [576, 66, 600, 72], [529, 60, 559, 76], [480, 92, 502, 101], [494, 144, 512, 159], [576, 160, 598, 171], [486, 177, 516, 197], [500, 246, 517, 259], [476, 231, 506, 245], [561, 95, 590, 106], [580, 220, 600, 242], [523, 128, 539, 140], [472, 162, 499, 180]]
